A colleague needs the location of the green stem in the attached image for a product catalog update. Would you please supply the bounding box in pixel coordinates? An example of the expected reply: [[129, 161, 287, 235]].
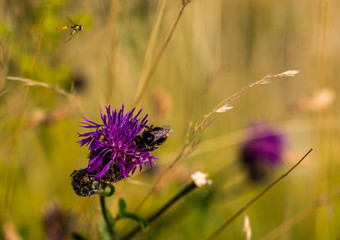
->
[[100, 196, 115, 239]]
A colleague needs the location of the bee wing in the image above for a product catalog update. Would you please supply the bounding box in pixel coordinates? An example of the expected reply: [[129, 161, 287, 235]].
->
[[66, 29, 77, 42], [67, 16, 76, 25], [162, 125, 173, 135], [152, 126, 173, 139]]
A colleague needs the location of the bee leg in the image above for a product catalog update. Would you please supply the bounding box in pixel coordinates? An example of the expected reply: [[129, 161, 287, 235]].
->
[[147, 146, 158, 152], [141, 124, 152, 130]]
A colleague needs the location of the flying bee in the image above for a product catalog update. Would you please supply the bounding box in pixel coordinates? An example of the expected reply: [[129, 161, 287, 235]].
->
[[56, 18, 83, 42], [135, 125, 172, 151]]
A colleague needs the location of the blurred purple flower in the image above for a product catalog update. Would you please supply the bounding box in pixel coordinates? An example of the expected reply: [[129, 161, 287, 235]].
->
[[42, 203, 75, 240], [240, 122, 285, 182], [78, 105, 157, 180]]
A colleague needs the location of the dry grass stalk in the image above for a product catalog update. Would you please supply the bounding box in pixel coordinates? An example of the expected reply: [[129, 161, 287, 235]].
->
[[133, 0, 192, 107], [6, 76, 83, 113]]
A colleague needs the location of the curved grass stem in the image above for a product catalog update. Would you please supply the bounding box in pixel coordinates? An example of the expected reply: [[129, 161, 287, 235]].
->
[[133, 1, 191, 107]]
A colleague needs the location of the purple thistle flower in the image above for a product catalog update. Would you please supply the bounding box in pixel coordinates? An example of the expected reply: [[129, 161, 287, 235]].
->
[[77, 105, 157, 180], [240, 122, 285, 182]]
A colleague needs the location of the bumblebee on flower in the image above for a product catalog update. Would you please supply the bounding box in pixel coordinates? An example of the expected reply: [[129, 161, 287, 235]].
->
[[72, 105, 172, 196]]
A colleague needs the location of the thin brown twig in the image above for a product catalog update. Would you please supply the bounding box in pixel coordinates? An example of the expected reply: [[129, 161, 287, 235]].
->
[[206, 148, 313, 240]]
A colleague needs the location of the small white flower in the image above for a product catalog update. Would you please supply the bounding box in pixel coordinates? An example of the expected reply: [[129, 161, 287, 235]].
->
[[191, 171, 212, 187]]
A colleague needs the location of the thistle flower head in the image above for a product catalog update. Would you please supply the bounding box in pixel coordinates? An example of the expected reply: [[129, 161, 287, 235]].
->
[[77, 105, 157, 181], [240, 122, 285, 182]]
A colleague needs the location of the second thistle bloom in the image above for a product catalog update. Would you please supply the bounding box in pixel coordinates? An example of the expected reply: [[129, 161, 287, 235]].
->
[[240, 122, 285, 182], [78, 105, 158, 181]]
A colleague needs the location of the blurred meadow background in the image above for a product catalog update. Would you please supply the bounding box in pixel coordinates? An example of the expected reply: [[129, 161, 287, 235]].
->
[[1, 0, 340, 239]]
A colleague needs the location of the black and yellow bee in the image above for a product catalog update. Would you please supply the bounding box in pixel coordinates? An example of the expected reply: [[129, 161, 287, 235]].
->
[[135, 125, 172, 151]]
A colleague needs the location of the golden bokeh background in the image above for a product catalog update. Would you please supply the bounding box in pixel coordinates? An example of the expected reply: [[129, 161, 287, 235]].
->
[[1, 0, 339, 239]]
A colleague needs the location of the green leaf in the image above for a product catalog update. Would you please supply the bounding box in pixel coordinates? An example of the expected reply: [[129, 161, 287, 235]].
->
[[118, 198, 127, 213], [121, 212, 149, 231], [116, 199, 149, 231]]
